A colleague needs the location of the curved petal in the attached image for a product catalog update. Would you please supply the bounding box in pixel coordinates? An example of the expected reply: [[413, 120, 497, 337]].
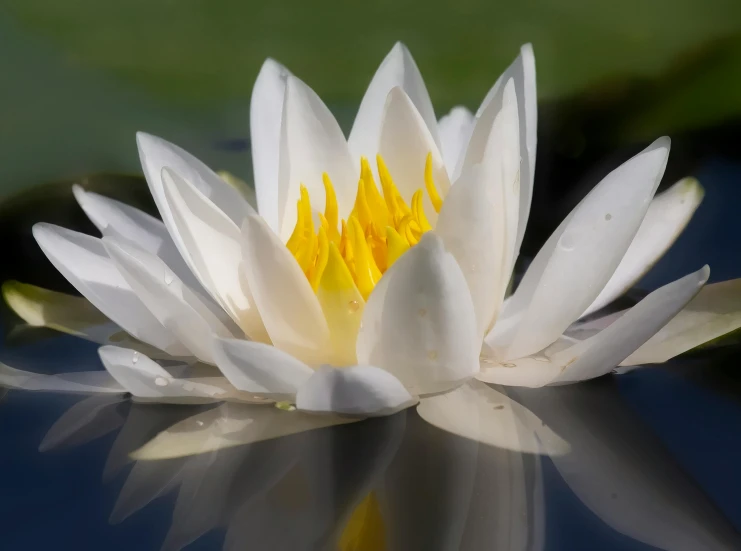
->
[[250, 58, 292, 232], [137, 132, 255, 228], [459, 43, 537, 256], [98, 346, 227, 402], [356, 232, 479, 394], [348, 42, 439, 165], [103, 236, 236, 364], [582, 177, 704, 317], [477, 356, 564, 388], [295, 365, 415, 416], [212, 338, 314, 396], [435, 166, 507, 338], [416, 380, 570, 455], [378, 87, 450, 216], [33, 223, 189, 355], [621, 278, 741, 366], [494, 137, 670, 360], [72, 184, 204, 293], [241, 212, 330, 365], [162, 167, 267, 341], [278, 76, 356, 239], [0, 363, 125, 394], [437, 106, 474, 174]]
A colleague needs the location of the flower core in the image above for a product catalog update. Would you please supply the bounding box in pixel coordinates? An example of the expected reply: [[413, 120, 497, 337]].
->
[[286, 153, 443, 300]]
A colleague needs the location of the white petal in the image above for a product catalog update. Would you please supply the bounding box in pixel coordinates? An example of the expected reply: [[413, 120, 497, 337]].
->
[[356, 232, 479, 394], [103, 236, 236, 363], [550, 265, 709, 384], [278, 76, 356, 239], [494, 137, 670, 359], [241, 212, 330, 365], [621, 278, 741, 366], [295, 365, 416, 416], [378, 87, 451, 217], [460, 43, 537, 256], [437, 106, 474, 174], [40, 395, 127, 452], [130, 403, 356, 460], [71, 184, 200, 292], [348, 42, 439, 165], [98, 346, 227, 402], [476, 356, 563, 388], [161, 167, 267, 341], [582, 177, 704, 317], [0, 363, 125, 393], [137, 132, 255, 228], [435, 166, 507, 337], [250, 59, 292, 233], [212, 338, 314, 396], [417, 379, 569, 455], [33, 223, 189, 355]]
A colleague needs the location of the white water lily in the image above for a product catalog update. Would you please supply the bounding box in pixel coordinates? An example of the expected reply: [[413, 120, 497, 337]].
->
[[5, 42, 741, 418]]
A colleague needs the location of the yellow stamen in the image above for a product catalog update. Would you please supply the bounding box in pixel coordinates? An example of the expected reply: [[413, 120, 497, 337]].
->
[[349, 217, 381, 300], [360, 157, 389, 232], [351, 178, 373, 230], [322, 173, 340, 243], [424, 152, 443, 213], [411, 190, 433, 232], [386, 226, 410, 268], [308, 226, 329, 292]]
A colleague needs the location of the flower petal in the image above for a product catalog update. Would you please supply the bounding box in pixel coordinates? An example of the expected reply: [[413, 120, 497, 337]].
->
[[212, 338, 314, 396], [296, 365, 416, 416], [550, 265, 709, 384], [241, 212, 330, 365], [435, 166, 507, 338], [98, 346, 228, 402], [137, 132, 255, 228], [417, 379, 569, 455], [582, 177, 704, 317], [0, 363, 125, 394], [40, 395, 128, 452], [493, 137, 670, 360], [348, 42, 439, 166], [378, 87, 450, 216], [278, 76, 356, 239], [459, 43, 537, 256], [33, 223, 189, 355], [250, 59, 292, 232], [103, 236, 236, 364], [72, 184, 200, 290], [356, 232, 479, 394], [621, 278, 741, 366], [437, 106, 474, 175], [161, 167, 267, 341], [130, 403, 357, 460], [476, 356, 564, 388]]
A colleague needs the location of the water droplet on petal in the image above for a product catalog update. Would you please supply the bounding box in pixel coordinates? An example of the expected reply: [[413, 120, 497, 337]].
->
[[502, 362, 516, 368], [427, 350, 438, 361], [196, 420, 204, 427], [605, 213, 612, 221], [132, 351, 139, 364], [164, 270, 174, 285], [154, 377, 168, 387], [348, 300, 360, 313], [275, 401, 296, 411], [183, 383, 195, 392]]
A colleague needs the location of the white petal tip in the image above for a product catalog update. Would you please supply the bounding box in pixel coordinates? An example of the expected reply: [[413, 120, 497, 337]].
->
[[296, 366, 416, 417]]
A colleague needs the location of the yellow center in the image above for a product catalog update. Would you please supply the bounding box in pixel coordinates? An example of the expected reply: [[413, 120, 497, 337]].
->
[[286, 152, 442, 300]]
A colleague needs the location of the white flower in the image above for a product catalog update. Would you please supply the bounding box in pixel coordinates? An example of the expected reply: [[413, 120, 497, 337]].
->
[[6, 42, 741, 418]]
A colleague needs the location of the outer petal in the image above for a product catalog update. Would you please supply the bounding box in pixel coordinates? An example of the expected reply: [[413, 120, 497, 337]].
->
[[137, 132, 255, 229], [98, 346, 227, 402], [582, 177, 704, 317], [212, 338, 314, 396], [241, 212, 330, 365], [621, 278, 741, 366], [250, 59, 292, 232], [435, 166, 506, 338], [437, 106, 474, 174], [493, 137, 670, 360], [278, 76, 356, 239], [356, 232, 479, 394], [0, 363, 125, 394], [33, 223, 189, 356], [162, 167, 267, 341], [378, 87, 451, 214], [348, 42, 439, 166], [296, 365, 416, 416], [72, 185, 199, 290], [459, 43, 536, 256], [103, 236, 236, 364]]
